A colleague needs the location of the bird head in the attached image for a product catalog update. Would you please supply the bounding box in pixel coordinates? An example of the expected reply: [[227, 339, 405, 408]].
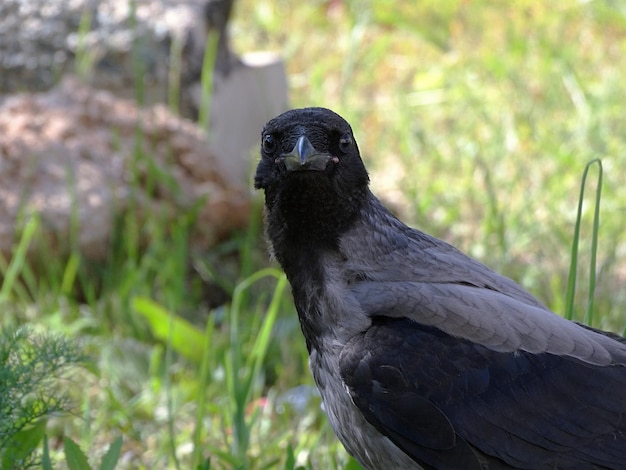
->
[[254, 107, 369, 195], [254, 107, 371, 254]]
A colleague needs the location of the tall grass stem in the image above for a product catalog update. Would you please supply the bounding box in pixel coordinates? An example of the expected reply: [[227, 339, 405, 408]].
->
[[564, 159, 603, 324]]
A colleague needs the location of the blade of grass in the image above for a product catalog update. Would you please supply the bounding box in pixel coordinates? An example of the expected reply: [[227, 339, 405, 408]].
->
[[198, 31, 219, 131], [75, 7, 95, 80], [61, 252, 81, 296], [564, 158, 602, 324], [165, 313, 182, 470], [191, 314, 217, 469], [0, 216, 39, 303], [129, 0, 145, 107], [244, 273, 288, 398], [226, 267, 287, 464], [168, 34, 185, 114], [584, 160, 602, 326]]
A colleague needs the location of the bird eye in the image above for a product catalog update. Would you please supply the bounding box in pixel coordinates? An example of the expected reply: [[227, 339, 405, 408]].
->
[[339, 133, 352, 152], [262, 134, 276, 153]]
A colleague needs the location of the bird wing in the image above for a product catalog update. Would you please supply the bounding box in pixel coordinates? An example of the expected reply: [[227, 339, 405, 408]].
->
[[349, 280, 626, 366], [339, 316, 626, 469]]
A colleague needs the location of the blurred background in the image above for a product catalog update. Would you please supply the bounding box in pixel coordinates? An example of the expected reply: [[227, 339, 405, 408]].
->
[[1, 0, 625, 468]]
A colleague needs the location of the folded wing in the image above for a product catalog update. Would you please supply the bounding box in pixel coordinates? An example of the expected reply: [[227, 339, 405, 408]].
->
[[340, 316, 626, 469]]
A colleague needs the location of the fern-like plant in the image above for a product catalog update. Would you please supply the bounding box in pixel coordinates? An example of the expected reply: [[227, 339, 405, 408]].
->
[[0, 327, 86, 469]]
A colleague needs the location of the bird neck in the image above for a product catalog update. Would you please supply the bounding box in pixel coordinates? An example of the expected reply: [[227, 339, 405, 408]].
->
[[263, 178, 371, 354], [264, 176, 368, 279]]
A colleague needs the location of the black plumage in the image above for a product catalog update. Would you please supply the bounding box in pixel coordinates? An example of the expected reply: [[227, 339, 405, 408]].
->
[[254, 107, 626, 469]]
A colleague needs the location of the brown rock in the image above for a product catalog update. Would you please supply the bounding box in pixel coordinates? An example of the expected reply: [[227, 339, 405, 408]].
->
[[0, 77, 250, 262]]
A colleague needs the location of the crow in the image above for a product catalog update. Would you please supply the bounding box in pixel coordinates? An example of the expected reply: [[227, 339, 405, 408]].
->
[[254, 107, 626, 469]]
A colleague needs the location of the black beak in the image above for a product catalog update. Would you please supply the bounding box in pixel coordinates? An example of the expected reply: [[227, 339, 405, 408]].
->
[[282, 136, 333, 172]]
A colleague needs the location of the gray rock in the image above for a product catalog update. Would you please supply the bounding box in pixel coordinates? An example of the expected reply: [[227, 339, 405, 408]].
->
[[0, 0, 207, 113]]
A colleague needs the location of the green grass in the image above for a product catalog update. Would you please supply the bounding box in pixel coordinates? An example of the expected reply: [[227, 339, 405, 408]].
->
[[1, 1, 625, 468]]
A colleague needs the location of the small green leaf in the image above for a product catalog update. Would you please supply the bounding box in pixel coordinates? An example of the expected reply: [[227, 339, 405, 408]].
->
[[64, 436, 92, 470], [132, 297, 205, 362], [195, 457, 211, 470], [99, 436, 123, 470], [344, 456, 365, 470], [284, 444, 296, 470], [1, 419, 47, 469]]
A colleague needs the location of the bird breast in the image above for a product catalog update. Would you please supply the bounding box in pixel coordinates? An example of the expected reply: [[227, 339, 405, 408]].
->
[[309, 343, 423, 470]]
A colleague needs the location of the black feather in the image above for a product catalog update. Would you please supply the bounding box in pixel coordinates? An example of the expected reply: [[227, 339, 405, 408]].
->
[[341, 317, 626, 469]]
